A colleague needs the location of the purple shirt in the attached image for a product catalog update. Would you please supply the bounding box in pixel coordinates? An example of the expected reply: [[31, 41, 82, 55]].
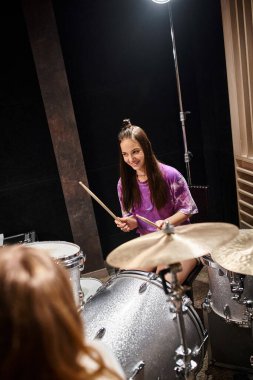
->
[[117, 163, 198, 235]]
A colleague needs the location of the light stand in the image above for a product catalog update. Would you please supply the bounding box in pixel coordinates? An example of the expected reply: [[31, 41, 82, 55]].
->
[[167, 2, 192, 186], [151, 0, 192, 185]]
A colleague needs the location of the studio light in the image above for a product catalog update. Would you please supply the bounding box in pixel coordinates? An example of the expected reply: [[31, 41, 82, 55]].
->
[[151, 0, 171, 3]]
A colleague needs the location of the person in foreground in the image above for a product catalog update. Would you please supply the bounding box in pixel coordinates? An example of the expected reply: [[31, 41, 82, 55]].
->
[[0, 244, 125, 380], [115, 119, 198, 283]]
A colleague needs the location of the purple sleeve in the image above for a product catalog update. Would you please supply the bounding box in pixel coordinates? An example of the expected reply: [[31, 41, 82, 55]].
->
[[164, 166, 198, 216]]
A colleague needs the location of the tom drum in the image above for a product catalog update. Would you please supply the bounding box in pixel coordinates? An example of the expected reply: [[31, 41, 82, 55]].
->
[[202, 255, 253, 327], [25, 241, 85, 311]]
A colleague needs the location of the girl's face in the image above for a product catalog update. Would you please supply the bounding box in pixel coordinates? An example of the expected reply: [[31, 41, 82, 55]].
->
[[120, 138, 145, 173]]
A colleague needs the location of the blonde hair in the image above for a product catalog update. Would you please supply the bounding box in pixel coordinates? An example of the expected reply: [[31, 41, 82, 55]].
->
[[0, 245, 121, 380]]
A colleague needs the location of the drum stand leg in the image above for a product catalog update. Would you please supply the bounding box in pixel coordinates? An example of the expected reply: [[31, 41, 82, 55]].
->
[[159, 264, 197, 380]]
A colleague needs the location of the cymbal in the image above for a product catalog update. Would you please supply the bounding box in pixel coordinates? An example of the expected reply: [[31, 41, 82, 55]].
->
[[107, 222, 239, 269], [211, 229, 253, 275]]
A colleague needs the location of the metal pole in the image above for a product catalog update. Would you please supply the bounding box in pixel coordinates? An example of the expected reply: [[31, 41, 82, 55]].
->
[[168, 2, 192, 186]]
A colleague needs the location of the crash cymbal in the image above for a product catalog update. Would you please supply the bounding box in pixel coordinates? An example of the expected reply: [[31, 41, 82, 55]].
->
[[107, 222, 239, 269], [211, 229, 253, 275]]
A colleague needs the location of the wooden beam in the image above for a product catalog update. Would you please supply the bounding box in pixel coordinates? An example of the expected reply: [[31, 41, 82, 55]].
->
[[22, 0, 106, 274]]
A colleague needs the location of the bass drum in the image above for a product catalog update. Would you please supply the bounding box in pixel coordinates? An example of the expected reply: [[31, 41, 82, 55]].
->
[[82, 270, 206, 379]]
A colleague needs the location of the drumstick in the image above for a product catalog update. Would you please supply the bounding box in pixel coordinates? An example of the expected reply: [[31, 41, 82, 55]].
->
[[135, 214, 161, 229], [79, 181, 118, 220]]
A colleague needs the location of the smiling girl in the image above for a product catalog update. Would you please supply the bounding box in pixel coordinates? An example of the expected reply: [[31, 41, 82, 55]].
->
[[114, 119, 198, 283]]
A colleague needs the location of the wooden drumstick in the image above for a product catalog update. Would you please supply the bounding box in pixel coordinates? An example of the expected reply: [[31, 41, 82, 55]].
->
[[79, 181, 118, 220], [135, 214, 162, 229]]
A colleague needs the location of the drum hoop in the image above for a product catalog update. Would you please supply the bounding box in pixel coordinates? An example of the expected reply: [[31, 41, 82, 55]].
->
[[116, 269, 170, 289], [25, 241, 82, 260]]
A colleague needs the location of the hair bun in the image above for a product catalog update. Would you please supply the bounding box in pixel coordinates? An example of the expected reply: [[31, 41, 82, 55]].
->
[[122, 118, 131, 129]]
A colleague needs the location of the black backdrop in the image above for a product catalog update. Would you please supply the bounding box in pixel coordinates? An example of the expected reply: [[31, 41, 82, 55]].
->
[[0, 0, 238, 259]]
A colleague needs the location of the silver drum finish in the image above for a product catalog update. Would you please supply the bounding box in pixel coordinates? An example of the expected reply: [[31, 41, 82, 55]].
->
[[82, 270, 206, 380], [25, 241, 85, 310], [202, 255, 253, 326]]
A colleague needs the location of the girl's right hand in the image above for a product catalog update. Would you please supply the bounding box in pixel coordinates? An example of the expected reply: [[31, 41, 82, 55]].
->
[[114, 216, 138, 232]]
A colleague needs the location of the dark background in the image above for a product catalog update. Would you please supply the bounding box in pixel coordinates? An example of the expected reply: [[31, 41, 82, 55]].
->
[[0, 0, 238, 258]]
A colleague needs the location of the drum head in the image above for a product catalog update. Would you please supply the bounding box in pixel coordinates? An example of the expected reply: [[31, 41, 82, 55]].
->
[[25, 241, 80, 260], [80, 277, 103, 302]]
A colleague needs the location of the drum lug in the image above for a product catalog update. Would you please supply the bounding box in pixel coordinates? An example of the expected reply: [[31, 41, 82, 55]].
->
[[218, 268, 225, 276], [78, 251, 85, 271], [139, 273, 158, 294], [94, 327, 106, 340], [139, 282, 148, 293], [78, 289, 85, 311], [202, 291, 212, 313], [223, 304, 231, 322], [129, 360, 145, 380]]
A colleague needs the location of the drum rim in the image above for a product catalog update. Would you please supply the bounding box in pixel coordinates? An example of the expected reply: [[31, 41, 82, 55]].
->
[[25, 241, 83, 260]]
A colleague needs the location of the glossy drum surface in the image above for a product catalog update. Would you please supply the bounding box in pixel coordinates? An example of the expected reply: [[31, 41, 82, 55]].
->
[[202, 255, 253, 326], [82, 270, 206, 379], [26, 241, 85, 309]]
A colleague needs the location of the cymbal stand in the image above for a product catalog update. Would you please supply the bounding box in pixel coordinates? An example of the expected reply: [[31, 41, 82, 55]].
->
[[159, 265, 197, 379]]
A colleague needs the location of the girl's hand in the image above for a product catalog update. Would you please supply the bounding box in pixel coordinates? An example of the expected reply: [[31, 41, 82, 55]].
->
[[114, 216, 138, 232], [155, 220, 165, 230]]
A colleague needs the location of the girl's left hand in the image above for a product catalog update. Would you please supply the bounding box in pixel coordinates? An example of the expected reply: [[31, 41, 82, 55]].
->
[[155, 220, 165, 230]]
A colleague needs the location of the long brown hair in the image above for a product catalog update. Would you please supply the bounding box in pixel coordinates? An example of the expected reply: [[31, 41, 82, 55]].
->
[[118, 119, 168, 212], [0, 245, 122, 380]]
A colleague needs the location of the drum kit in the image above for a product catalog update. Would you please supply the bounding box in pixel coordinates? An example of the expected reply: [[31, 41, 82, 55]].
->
[[25, 223, 253, 379], [82, 221, 253, 380]]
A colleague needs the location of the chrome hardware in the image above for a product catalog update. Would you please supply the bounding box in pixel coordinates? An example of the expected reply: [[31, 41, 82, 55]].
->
[[192, 330, 208, 356], [162, 222, 175, 235], [139, 273, 158, 293], [94, 327, 106, 340], [228, 271, 245, 301], [202, 292, 212, 313], [223, 304, 231, 322], [129, 360, 145, 379], [78, 251, 85, 271]]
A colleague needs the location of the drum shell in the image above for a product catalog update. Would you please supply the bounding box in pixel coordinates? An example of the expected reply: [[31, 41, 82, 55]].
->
[[82, 270, 206, 379], [25, 241, 85, 309], [202, 255, 253, 325]]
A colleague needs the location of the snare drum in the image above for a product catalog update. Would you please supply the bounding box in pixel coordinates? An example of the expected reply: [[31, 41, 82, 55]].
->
[[202, 255, 253, 327], [25, 241, 85, 311]]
